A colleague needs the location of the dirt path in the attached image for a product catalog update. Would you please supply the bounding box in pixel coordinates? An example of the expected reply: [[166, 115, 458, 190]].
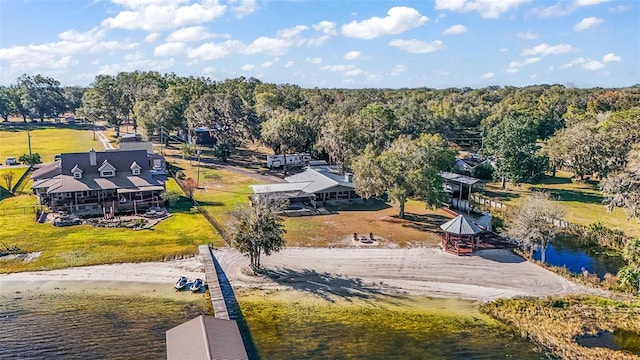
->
[[213, 247, 601, 302]]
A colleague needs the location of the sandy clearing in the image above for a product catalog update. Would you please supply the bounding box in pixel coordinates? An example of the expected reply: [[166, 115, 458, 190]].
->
[[0, 247, 602, 302], [0, 257, 204, 285], [213, 247, 602, 302]]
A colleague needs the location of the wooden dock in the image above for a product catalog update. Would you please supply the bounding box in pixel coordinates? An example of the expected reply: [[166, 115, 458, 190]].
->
[[198, 245, 229, 320]]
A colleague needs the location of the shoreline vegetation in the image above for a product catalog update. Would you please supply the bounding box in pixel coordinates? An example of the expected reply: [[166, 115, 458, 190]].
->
[[481, 296, 640, 360]]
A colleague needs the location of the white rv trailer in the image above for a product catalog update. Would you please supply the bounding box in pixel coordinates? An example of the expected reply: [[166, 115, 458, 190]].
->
[[266, 153, 312, 168]]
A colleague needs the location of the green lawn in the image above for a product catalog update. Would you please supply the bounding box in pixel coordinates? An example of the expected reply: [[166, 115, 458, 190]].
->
[[0, 167, 30, 194], [0, 178, 224, 274], [479, 171, 640, 239], [0, 124, 103, 163]]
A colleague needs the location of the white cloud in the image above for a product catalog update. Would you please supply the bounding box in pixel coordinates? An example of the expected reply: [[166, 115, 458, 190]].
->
[[522, 43, 577, 56], [442, 24, 467, 35], [575, 0, 611, 6], [229, 0, 258, 17], [98, 52, 175, 75], [166, 26, 214, 42], [609, 4, 631, 12], [602, 53, 621, 62], [241, 64, 258, 71], [284, 61, 294, 68], [262, 61, 273, 68], [102, 0, 227, 31], [341, 7, 428, 39], [583, 60, 605, 70], [153, 42, 186, 56], [187, 40, 239, 61], [306, 35, 330, 47], [481, 72, 494, 79], [388, 39, 444, 54], [278, 25, 309, 39], [0, 27, 138, 74], [499, 48, 509, 52], [344, 51, 362, 60], [305, 57, 322, 64], [313, 21, 338, 35], [517, 31, 538, 40], [202, 66, 215, 74], [534, 0, 611, 17], [435, 0, 530, 19], [321, 64, 363, 77], [145, 32, 160, 42], [390, 65, 407, 76], [506, 57, 540, 73], [242, 37, 291, 56], [574, 17, 603, 31]]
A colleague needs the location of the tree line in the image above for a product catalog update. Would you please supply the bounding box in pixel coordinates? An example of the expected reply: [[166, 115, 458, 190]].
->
[[1, 72, 638, 218]]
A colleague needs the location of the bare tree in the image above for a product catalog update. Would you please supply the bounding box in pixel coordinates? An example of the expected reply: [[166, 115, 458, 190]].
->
[[234, 192, 288, 271], [507, 192, 565, 263], [1, 171, 15, 192]]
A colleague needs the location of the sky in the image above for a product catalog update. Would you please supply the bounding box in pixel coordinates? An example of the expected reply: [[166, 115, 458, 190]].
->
[[0, 0, 638, 89]]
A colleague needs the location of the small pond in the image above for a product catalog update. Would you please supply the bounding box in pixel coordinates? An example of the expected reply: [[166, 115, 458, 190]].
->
[[533, 234, 626, 278], [576, 329, 640, 356]]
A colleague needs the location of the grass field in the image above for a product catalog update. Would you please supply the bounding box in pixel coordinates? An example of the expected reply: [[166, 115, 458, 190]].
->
[[0, 177, 224, 273], [0, 167, 30, 194], [165, 149, 450, 248], [479, 171, 640, 239], [0, 123, 103, 163]]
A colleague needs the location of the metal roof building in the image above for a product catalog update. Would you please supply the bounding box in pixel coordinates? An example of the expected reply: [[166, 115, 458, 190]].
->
[[166, 315, 248, 360]]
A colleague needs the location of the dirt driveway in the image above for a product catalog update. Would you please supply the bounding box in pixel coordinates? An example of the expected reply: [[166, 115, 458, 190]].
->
[[213, 247, 600, 302]]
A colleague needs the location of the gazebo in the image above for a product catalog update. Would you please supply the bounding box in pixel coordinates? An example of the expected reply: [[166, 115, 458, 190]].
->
[[440, 214, 483, 255]]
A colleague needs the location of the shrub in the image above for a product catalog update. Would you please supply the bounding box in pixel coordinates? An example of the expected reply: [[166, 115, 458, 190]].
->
[[161, 189, 182, 208], [616, 265, 640, 293]]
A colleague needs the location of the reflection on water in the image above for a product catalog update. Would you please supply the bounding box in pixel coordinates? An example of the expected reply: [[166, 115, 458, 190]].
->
[[533, 235, 625, 278], [240, 291, 548, 360], [0, 288, 209, 360], [576, 329, 640, 356]]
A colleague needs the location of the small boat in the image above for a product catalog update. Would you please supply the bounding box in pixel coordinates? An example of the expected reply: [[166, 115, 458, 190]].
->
[[190, 278, 203, 292], [174, 276, 188, 290]]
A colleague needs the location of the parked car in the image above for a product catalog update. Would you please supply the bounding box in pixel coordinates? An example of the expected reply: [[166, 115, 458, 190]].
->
[[54, 154, 61, 161], [5, 157, 17, 165]]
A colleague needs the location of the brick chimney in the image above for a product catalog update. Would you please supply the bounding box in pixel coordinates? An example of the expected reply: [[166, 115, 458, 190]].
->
[[89, 148, 97, 166]]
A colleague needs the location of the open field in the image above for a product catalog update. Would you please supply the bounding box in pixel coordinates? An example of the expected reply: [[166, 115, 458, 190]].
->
[[480, 171, 640, 239], [0, 178, 224, 273], [166, 149, 451, 247], [0, 122, 103, 162]]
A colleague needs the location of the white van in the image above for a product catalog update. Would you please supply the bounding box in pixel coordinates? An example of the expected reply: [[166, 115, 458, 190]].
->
[[5, 157, 17, 165]]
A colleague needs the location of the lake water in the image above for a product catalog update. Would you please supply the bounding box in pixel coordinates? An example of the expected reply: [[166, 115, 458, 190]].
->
[[0, 281, 210, 360], [532, 235, 626, 278], [0, 282, 549, 360]]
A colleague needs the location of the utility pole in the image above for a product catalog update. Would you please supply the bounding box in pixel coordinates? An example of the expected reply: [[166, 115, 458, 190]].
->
[[196, 148, 201, 188], [27, 126, 32, 158], [160, 126, 164, 155], [93, 119, 96, 141]]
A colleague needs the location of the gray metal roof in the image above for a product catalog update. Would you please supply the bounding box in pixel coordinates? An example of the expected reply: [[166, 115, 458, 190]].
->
[[285, 168, 355, 194], [166, 315, 248, 360], [440, 215, 483, 235], [439, 171, 481, 186], [31, 161, 61, 180]]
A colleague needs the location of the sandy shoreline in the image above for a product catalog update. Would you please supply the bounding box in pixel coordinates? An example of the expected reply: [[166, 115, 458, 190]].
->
[[1, 247, 600, 302]]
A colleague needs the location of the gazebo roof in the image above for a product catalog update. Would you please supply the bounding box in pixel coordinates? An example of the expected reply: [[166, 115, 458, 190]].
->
[[440, 214, 483, 235]]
